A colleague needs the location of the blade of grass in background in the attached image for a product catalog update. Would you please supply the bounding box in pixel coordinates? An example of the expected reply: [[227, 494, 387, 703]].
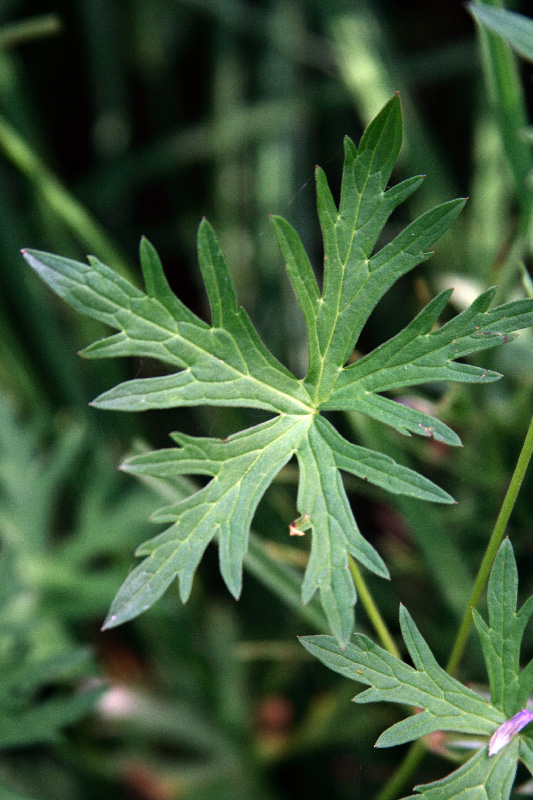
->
[[469, 0, 533, 299]]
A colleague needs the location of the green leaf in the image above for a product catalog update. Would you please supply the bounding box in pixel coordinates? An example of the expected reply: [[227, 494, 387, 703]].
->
[[472, 538, 533, 715], [303, 540, 533, 799], [23, 96, 533, 644], [321, 288, 533, 409], [0, 686, 102, 749], [468, 4, 533, 63], [404, 742, 518, 800], [0, 628, 101, 749], [300, 604, 503, 747]]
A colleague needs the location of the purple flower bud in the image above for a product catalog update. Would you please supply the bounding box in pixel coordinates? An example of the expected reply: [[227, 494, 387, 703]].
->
[[489, 709, 533, 756]]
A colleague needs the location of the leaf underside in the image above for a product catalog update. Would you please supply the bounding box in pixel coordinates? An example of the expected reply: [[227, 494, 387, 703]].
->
[[22, 95, 533, 645]]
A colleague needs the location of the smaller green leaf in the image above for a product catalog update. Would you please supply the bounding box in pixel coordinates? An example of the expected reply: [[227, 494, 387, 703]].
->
[[404, 742, 518, 800], [300, 605, 503, 748], [472, 538, 533, 715], [468, 4, 533, 62], [303, 539, 533, 798]]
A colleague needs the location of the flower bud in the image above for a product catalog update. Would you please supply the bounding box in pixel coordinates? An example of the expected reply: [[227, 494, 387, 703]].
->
[[489, 709, 533, 756]]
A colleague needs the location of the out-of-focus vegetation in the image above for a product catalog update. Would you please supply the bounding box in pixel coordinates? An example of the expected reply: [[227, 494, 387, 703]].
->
[[0, 2, 532, 798]]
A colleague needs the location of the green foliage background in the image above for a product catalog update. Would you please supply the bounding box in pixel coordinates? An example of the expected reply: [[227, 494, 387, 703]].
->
[[1, 2, 532, 799]]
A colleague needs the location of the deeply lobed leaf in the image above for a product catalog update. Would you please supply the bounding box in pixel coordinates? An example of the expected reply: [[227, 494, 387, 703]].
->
[[404, 743, 519, 800], [300, 605, 503, 748], [472, 539, 533, 715], [303, 541, 533, 799], [23, 95, 533, 644]]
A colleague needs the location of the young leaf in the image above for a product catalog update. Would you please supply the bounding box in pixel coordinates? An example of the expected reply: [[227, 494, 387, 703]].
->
[[301, 540, 533, 799], [22, 95, 533, 645]]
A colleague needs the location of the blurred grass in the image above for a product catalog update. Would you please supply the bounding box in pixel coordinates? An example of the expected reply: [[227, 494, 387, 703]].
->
[[0, 1, 532, 798]]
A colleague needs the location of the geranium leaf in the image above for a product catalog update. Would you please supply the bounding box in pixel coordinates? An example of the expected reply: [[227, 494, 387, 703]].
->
[[300, 605, 503, 748], [23, 96, 533, 644], [302, 540, 533, 798], [472, 538, 533, 715], [404, 743, 518, 800]]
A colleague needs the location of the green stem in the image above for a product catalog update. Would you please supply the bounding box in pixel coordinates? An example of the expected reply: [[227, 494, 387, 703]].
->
[[446, 410, 533, 675], [349, 555, 400, 659], [0, 114, 134, 281], [374, 741, 425, 800]]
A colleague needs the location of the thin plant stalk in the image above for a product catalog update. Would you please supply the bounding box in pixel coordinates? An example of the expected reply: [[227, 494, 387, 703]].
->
[[375, 741, 425, 800], [348, 555, 400, 659]]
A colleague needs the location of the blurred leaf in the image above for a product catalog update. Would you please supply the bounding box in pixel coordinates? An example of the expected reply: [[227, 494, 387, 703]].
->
[[468, 4, 533, 62], [469, 0, 533, 216]]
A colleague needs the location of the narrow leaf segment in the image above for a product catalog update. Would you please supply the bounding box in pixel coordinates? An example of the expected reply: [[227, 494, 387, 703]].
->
[[22, 96, 533, 645], [302, 541, 533, 799], [468, 3, 533, 63]]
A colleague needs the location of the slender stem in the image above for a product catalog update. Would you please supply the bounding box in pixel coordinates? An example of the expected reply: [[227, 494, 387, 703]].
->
[[446, 411, 533, 675], [374, 742, 425, 800], [349, 555, 400, 659]]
